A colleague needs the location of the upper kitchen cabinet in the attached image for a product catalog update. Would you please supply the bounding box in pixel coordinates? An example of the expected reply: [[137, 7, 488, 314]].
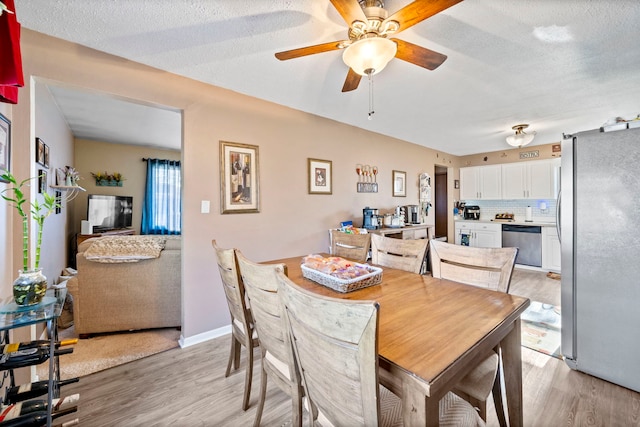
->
[[460, 165, 502, 200], [501, 159, 557, 199]]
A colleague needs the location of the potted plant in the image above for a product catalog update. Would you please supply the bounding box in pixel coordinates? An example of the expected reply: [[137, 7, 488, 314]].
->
[[1, 170, 60, 305], [91, 171, 125, 186]]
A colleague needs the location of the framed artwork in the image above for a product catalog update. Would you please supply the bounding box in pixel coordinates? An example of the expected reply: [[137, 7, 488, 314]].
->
[[220, 141, 260, 214], [36, 138, 45, 166], [55, 191, 62, 214], [44, 143, 50, 168], [0, 113, 9, 182], [308, 158, 332, 195], [38, 170, 47, 194], [392, 170, 406, 197]]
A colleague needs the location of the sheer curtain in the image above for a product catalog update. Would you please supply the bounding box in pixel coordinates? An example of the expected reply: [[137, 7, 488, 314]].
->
[[141, 158, 181, 235]]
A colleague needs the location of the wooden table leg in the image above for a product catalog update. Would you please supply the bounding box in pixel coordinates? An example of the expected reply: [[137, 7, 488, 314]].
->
[[400, 376, 440, 426], [501, 318, 524, 427]]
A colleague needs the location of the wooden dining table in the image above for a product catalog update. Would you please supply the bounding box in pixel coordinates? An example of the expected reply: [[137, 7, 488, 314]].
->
[[267, 254, 530, 427]]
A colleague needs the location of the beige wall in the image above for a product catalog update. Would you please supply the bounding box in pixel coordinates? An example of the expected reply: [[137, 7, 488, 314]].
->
[[8, 30, 467, 343], [72, 139, 180, 235], [458, 142, 561, 167]]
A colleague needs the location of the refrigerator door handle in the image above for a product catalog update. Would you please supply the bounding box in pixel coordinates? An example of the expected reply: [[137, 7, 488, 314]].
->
[[556, 190, 561, 243]]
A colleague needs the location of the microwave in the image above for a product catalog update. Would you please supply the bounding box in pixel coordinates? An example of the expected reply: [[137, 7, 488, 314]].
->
[[464, 206, 480, 220]]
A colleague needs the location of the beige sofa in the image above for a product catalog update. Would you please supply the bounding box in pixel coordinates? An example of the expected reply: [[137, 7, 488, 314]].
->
[[68, 236, 181, 336]]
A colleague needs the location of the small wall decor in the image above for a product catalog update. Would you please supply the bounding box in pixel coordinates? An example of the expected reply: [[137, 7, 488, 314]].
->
[[392, 170, 406, 197], [44, 144, 50, 168], [91, 171, 125, 187], [0, 113, 10, 182], [57, 166, 81, 186], [55, 191, 62, 214], [38, 170, 47, 194], [35, 137, 45, 166], [308, 158, 332, 195], [356, 164, 378, 193], [220, 141, 260, 214]]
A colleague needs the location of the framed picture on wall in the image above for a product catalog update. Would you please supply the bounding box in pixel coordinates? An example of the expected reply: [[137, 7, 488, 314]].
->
[[44, 143, 50, 168], [220, 141, 260, 214], [392, 170, 406, 197], [0, 113, 10, 182], [35, 137, 45, 166], [38, 170, 47, 194], [308, 158, 332, 195]]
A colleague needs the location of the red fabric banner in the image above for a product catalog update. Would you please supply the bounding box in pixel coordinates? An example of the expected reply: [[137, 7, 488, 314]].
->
[[0, 0, 24, 104]]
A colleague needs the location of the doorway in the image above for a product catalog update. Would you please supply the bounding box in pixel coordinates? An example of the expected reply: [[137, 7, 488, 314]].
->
[[434, 166, 448, 239]]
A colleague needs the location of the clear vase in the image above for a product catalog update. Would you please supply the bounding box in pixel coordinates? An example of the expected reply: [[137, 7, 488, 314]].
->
[[13, 269, 48, 306]]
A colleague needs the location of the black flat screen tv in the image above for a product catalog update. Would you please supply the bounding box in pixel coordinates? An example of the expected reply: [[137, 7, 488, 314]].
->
[[87, 194, 133, 232]]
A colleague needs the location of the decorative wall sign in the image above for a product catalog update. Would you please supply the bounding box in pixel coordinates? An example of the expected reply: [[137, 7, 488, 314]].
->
[[519, 150, 540, 159], [220, 141, 260, 214], [308, 158, 332, 195]]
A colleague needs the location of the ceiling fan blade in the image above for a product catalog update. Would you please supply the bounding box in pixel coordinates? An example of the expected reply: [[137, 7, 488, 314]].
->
[[384, 0, 463, 33], [330, 0, 368, 26], [275, 40, 346, 60], [342, 68, 362, 92], [392, 38, 447, 70]]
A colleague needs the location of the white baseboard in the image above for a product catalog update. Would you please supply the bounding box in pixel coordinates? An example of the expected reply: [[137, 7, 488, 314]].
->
[[179, 324, 231, 348]]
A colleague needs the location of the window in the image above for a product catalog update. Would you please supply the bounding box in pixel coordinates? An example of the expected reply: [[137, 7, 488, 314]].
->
[[141, 158, 181, 235]]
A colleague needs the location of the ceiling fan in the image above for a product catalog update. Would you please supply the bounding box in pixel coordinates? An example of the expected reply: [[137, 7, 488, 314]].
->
[[275, 0, 463, 92]]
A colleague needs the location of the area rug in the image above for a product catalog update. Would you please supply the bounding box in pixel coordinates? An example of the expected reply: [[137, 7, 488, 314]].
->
[[520, 301, 562, 360], [37, 326, 180, 380]]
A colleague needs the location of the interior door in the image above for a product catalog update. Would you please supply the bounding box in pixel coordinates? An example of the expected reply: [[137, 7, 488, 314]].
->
[[434, 167, 448, 238]]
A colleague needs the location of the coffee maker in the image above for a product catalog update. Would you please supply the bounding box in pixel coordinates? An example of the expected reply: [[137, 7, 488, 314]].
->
[[404, 205, 421, 224], [362, 207, 380, 230]]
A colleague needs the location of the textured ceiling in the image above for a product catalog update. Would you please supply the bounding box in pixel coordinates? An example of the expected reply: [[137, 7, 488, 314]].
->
[[14, 0, 640, 155]]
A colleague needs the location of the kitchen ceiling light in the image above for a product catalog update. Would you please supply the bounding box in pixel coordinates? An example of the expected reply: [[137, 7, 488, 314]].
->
[[506, 124, 536, 147], [342, 37, 397, 76]]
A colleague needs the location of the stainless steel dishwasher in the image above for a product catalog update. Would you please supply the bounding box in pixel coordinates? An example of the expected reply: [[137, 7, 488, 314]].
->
[[502, 224, 542, 267]]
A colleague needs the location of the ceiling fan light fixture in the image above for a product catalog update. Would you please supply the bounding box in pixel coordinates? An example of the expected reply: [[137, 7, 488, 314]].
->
[[342, 37, 397, 76], [506, 124, 536, 147]]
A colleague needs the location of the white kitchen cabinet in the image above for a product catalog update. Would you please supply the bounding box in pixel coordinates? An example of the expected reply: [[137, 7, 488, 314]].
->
[[501, 159, 555, 199], [460, 165, 502, 200], [542, 225, 561, 272], [455, 222, 502, 248]]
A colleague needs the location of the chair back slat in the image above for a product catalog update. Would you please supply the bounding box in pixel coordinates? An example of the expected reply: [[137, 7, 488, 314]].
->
[[370, 233, 429, 274], [278, 271, 381, 426], [330, 230, 371, 263], [429, 240, 518, 293]]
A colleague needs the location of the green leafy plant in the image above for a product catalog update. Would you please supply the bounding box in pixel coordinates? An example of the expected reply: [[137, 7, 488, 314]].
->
[[1, 170, 60, 270], [91, 171, 125, 183]]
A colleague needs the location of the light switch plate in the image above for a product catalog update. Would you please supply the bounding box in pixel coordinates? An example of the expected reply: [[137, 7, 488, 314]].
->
[[201, 200, 210, 214]]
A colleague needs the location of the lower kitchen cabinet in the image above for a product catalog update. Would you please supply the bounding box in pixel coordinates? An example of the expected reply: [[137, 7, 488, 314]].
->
[[542, 226, 561, 272], [454, 222, 501, 248]]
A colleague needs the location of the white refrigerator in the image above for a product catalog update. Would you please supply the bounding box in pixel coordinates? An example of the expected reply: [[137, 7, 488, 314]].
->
[[560, 127, 640, 392]]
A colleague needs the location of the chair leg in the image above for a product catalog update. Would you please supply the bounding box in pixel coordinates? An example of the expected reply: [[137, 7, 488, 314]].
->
[[253, 364, 268, 427], [291, 386, 303, 427], [242, 343, 254, 411], [225, 335, 237, 377], [492, 364, 507, 427], [233, 337, 242, 370]]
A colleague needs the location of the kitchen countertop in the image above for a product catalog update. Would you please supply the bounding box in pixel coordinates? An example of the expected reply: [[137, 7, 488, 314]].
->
[[455, 218, 556, 227]]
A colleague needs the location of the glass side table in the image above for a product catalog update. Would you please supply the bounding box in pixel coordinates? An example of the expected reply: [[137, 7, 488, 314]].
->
[[0, 288, 67, 427]]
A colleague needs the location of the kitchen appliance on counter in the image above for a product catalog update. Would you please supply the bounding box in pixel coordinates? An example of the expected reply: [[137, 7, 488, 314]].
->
[[404, 205, 421, 224], [493, 213, 515, 222], [362, 207, 380, 230], [463, 205, 480, 220], [561, 128, 640, 392]]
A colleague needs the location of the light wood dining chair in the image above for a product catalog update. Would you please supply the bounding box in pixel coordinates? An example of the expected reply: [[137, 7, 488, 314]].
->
[[429, 240, 518, 425], [277, 270, 484, 427], [235, 251, 303, 427], [370, 233, 429, 274], [212, 240, 258, 411], [330, 230, 371, 262]]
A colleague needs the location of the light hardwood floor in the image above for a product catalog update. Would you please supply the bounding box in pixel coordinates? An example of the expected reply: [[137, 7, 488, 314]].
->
[[63, 268, 640, 426]]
